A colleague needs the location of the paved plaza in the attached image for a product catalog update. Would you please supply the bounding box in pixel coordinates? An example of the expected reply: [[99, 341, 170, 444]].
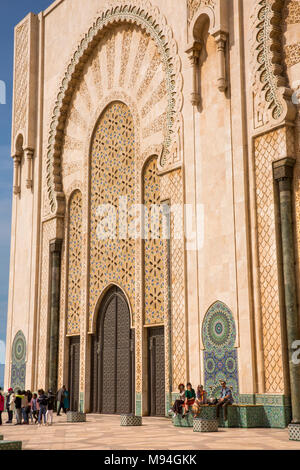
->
[[1, 414, 300, 450]]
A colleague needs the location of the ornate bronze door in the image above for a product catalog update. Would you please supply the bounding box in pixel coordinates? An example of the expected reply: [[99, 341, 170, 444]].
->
[[148, 327, 165, 416], [91, 286, 135, 414], [69, 336, 80, 411]]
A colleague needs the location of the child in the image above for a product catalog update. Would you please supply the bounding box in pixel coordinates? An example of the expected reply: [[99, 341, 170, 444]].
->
[[30, 393, 39, 424]]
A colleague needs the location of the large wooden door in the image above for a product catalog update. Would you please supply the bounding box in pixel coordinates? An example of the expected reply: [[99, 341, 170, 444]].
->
[[148, 327, 165, 416], [91, 286, 135, 414], [69, 336, 80, 411]]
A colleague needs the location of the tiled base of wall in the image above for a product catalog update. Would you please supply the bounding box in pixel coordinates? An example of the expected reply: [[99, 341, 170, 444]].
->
[[80, 392, 84, 413], [172, 407, 194, 427], [135, 393, 142, 417], [239, 394, 292, 429], [219, 405, 264, 428]]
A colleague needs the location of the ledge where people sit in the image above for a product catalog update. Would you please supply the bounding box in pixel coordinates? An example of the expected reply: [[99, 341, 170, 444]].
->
[[172, 404, 269, 429]]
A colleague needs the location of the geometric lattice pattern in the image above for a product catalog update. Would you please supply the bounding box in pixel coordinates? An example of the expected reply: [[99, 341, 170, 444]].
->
[[143, 157, 166, 324], [67, 190, 83, 335], [193, 418, 219, 433], [285, 1, 300, 24], [13, 20, 28, 140], [89, 102, 136, 328], [254, 129, 289, 393], [202, 302, 239, 401], [161, 170, 186, 389], [11, 330, 26, 391], [120, 415, 142, 426]]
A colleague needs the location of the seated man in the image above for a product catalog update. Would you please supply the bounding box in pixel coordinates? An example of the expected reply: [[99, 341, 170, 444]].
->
[[216, 381, 234, 421]]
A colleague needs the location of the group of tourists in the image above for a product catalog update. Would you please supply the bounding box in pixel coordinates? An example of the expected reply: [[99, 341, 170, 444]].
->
[[0, 385, 70, 426], [169, 380, 234, 420]]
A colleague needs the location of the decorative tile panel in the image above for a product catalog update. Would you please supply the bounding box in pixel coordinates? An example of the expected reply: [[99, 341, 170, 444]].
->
[[161, 170, 186, 390], [89, 102, 136, 329], [254, 128, 294, 393], [202, 302, 239, 401], [11, 330, 26, 391], [67, 191, 83, 335], [143, 157, 166, 325]]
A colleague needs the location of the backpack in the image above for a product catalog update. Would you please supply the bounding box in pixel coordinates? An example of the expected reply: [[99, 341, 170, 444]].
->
[[39, 395, 48, 406]]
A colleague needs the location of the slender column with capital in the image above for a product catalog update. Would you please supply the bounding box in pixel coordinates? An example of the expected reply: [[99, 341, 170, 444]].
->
[[185, 41, 202, 107], [25, 148, 34, 189], [13, 155, 21, 195], [273, 158, 300, 430], [213, 31, 228, 92], [48, 239, 63, 393]]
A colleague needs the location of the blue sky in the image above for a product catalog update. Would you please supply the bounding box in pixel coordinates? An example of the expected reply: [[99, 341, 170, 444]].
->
[[0, 1, 53, 364]]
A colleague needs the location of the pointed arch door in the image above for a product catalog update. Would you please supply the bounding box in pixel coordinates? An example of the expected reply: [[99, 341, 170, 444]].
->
[[91, 286, 135, 414]]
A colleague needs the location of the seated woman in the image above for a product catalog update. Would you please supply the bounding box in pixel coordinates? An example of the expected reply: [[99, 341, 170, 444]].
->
[[192, 385, 208, 418], [182, 383, 196, 418], [169, 384, 185, 417]]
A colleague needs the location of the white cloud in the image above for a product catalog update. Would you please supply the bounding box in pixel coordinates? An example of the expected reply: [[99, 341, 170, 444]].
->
[[0, 340, 6, 364]]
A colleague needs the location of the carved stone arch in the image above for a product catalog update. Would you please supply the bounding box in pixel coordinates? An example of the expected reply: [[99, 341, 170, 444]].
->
[[46, 0, 183, 216], [91, 283, 135, 334], [190, 6, 216, 39], [14, 133, 24, 156], [188, 0, 228, 39], [251, 0, 296, 131]]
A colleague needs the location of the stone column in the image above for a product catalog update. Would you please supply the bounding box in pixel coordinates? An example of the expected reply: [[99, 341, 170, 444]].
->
[[185, 41, 202, 107], [13, 155, 21, 195], [24, 148, 34, 189], [48, 239, 63, 392], [213, 31, 228, 92], [273, 158, 300, 429]]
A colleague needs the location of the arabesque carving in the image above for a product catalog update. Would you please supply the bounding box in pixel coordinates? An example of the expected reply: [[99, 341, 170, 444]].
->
[[251, 0, 296, 130], [46, 0, 183, 215]]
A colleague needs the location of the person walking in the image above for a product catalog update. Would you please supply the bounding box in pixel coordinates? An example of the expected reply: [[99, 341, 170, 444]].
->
[[63, 388, 70, 413], [56, 386, 66, 416], [37, 389, 48, 426], [21, 391, 28, 424], [30, 393, 39, 424], [0, 389, 4, 426], [5, 388, 14, 424], [26, 390, 33, 424], [14, 390, 23, 425], [46, 390, 55, 426]]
